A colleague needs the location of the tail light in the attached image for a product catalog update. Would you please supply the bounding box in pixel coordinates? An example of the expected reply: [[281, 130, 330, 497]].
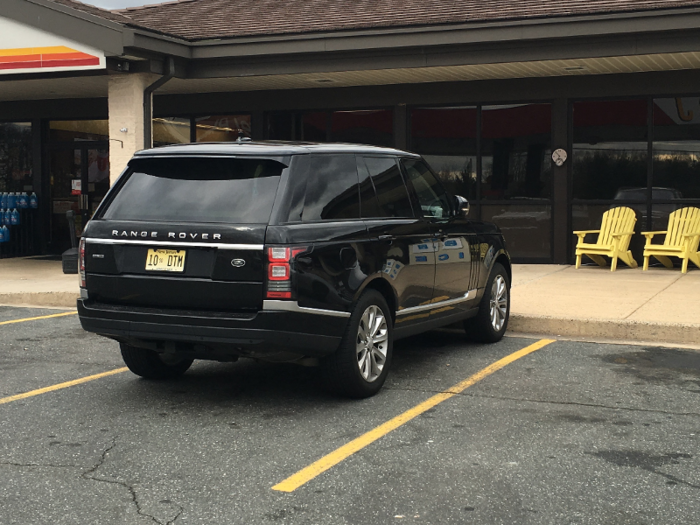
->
[[265, 246, 308, 299], [79, 237, 86, 288]]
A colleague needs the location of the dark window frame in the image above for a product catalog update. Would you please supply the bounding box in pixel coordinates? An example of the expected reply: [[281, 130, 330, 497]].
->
[[407, 101, 555, 262], [399, 157, 455, 220], [360, 154, 417, 219]]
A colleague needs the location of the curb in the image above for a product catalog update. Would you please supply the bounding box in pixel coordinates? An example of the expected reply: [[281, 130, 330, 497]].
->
[[0, 292, 78, 309], [0, 293, 698, 348], [510, 314, 700, 347]]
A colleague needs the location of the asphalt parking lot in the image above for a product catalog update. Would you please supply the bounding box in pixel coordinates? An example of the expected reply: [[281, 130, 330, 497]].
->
[[1, 306, 699, 525]]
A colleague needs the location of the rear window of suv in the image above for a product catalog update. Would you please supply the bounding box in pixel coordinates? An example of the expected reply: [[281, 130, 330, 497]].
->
[[102, 157, 287, 224]]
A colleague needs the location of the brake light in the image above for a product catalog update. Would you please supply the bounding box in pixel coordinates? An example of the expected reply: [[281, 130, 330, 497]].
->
[[265, 246, 307, 300], [269, 247, 290, 261], [79, 237, 86, 288], [268, 262, 289, 280]]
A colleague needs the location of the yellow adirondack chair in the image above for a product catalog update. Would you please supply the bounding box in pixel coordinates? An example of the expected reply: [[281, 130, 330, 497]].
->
[[574, 206, 638, 271], [642, 207, 700, 273]]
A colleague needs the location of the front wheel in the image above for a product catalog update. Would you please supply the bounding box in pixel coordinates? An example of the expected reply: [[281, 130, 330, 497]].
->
[[463, 262, 510, 343], [120, 343, 193, 380], [321, 290, 393, 398]]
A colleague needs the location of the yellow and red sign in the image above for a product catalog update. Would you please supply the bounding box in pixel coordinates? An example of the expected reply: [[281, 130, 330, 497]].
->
[[0, 45, 100, 71], [0, 15, 105, 75]]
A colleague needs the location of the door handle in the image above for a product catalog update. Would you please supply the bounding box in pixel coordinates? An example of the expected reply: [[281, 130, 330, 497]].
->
[[378, 234, 393, 245]]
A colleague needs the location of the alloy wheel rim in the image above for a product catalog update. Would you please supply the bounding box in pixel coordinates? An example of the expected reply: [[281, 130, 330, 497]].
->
[[356, 305, 389, 382], [489, 275, 508, 332]]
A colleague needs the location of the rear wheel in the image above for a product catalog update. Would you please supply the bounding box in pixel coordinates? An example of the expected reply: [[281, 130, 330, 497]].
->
[[120, 343, 193, 379], [321, 290, 393, 398], [464, 262, 510, 343]]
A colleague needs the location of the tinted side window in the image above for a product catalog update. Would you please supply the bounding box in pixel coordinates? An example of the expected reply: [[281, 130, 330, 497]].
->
[[301, 154, 360, 221], [402, 159, 453, 219], [363, 156, 415, 218], [356, 157, 384, 219]]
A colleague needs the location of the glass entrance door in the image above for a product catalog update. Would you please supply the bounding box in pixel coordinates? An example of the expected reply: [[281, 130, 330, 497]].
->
[[49, 143, 109, 252]]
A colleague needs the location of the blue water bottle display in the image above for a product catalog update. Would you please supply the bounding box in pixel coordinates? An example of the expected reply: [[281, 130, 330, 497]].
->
[[17, 192, 28, 208], [10, 208, 19, 226], [0, 193, 6, 209], [3, 209, 10, 226], [7, 193, 15, 209], [29, 192, 38, 209], [2, 225, 9, 243]]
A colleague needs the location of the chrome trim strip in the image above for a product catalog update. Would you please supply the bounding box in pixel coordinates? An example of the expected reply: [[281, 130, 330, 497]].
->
[[86, 238, 263, 250], [396, 289, 477, 316], [263, 300, 351, 318]]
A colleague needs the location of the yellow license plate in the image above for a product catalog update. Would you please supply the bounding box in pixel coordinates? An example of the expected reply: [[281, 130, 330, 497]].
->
[[145, 249, 186, 272]]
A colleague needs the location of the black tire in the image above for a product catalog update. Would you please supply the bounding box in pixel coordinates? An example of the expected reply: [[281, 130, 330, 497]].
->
[[463, 262, 510, 343], [120, 343, 193, 380], [321, 290, 393, 398]]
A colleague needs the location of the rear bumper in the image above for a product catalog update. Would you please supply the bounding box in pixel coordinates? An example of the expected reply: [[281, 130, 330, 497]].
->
[[77, 299, 347, 358]]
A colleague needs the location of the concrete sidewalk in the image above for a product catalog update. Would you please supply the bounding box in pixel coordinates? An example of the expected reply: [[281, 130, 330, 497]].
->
[[510, 263, 700, 348], [0, 257, 79, 308], [0, 257, 698, 348]]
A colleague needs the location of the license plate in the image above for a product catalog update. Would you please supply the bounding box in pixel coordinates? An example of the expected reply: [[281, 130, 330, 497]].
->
[[145, 249, 186, 272]]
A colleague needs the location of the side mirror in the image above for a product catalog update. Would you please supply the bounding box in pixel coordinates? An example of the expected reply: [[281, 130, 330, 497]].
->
[[454, 195, 470, 218]]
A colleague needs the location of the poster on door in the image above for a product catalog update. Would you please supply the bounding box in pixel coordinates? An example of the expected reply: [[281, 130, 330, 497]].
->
[[88, 150, 109, 183]]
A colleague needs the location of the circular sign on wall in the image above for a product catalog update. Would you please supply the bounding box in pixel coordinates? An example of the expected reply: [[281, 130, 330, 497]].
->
[[552, 148, 568, 167]]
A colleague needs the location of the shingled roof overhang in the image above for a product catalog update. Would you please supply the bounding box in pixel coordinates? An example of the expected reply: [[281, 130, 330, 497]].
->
[[6, 0, 700, 92], [169, 7, 700, 80]]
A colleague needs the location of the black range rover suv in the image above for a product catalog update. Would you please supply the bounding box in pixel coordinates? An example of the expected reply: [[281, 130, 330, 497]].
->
[[78, 141, 511, 398]]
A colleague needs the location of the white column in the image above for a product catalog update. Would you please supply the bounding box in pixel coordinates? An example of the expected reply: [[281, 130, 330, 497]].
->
[[107, 72, 158, 185]]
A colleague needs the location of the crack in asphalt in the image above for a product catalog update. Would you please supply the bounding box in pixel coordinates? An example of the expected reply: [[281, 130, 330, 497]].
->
[[166, 506, 184, 525], [81, 437, 182, 525], [0, 461, 81, 469], [385, 386, 700, 418]]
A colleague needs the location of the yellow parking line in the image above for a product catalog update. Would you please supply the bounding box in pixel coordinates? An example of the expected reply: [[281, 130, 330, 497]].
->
[[0, 311, 77, 326], [0, 367, 128, 405], [272, 338, 556, 493]]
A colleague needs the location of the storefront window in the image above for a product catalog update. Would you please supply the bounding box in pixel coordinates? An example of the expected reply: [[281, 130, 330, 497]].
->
[[331, 110, 393, 147], [572, 100, 648, 200], [410, 107, 477, 200], [0, 122, 32, 193], [49, 120, 108, 142], [153, 117, 191, 146], [481, 104, 552, 200], [482, 204, 552, 260], [301, 112, 328, 142], [265, 112, 297, 141], [265, 109, 393, 146], [652, 98, 700, 200], [195, 115, 251, 142]]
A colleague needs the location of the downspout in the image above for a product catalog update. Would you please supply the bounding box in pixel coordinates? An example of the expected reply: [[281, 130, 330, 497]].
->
[[143, 57, 175, 149]]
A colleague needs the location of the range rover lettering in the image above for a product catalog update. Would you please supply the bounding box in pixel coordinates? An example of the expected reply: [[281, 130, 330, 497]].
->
[[78, 141, 511, 398]]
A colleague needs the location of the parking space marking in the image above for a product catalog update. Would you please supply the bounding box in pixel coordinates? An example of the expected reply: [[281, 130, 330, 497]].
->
[[272, 338, 556, 493], [0, 311, 77, 326], [0, 367, 128, 406]]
